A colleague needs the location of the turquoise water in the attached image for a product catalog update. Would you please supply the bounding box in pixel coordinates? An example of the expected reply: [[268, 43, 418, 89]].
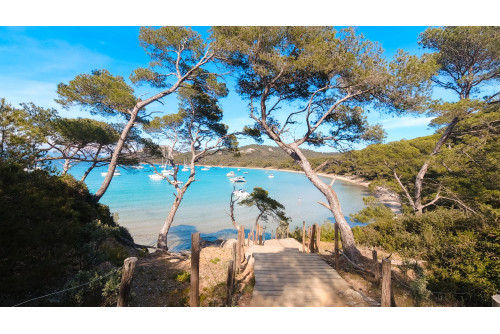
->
[[68, 164, 369, 251]]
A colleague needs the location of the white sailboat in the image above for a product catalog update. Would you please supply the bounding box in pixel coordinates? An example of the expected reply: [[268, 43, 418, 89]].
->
[[232, 189, 250, 200], [230, 176, 246, 183]]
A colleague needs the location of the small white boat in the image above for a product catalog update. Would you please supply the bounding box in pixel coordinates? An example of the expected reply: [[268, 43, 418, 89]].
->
[[181, 166, 189, 171], [268, 174, 274, 178], [172, 180, 184, 185], [243, 172, 248, 174], [232, 189, 250, 199], [237, 168, 241, 171], [162, 169, 174, 176], [230, 176, 246, 183], [148, 174, 164, 180], [131, 165, 144, 169], [226, 171, 235, 177], [201, 167, 209, 171], [101, 171, 121, 176]]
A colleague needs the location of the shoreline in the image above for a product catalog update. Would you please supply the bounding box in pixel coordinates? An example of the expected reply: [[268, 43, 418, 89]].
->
[[213, 164, 402, 214]]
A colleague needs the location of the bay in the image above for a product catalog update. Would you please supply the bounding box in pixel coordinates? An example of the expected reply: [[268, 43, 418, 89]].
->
[[67, 164, 369, 251]]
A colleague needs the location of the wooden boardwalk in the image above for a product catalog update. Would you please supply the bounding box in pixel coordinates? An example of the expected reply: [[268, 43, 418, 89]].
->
[[246, 238, 353, 307]]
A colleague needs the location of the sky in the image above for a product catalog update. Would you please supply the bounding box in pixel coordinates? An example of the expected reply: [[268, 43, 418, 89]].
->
[[0, 26, 443, 151]]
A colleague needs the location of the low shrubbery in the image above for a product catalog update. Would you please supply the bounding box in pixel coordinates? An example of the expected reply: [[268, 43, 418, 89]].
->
[[0, 162, 133, 306], [351, 204, 500, 306]]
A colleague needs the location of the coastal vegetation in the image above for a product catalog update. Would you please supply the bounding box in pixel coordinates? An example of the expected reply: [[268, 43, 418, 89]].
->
[[0, 161, 133, 306], [0, 26, 498, 307]]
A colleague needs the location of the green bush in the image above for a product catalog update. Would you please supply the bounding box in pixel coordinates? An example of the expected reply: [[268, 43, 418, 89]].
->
[[352, 206, 500, 306], [0, 161, 132, 306], [175, 271, 191, 283]]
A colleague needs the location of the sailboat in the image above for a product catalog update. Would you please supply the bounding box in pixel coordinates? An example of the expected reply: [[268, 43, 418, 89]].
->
[[181, 160, 189, 172], [161, 158, 174, 176]]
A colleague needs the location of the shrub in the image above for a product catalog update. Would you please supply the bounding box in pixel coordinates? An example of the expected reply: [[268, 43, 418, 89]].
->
[[175, 271, 191, 283], [0, 161, 132, 306], [352, 206, 499, 306]]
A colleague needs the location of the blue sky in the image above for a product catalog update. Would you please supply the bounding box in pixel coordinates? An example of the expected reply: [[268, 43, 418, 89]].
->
[[0, 26, 442, 151]]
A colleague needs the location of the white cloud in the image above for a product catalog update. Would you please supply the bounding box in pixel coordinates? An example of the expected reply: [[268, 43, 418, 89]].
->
[[381, 116, 434, 130], [0, 32, 112, 79]]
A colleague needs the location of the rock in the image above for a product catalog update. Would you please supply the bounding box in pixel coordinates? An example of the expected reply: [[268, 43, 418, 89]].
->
[[222, 239, 237, 248]]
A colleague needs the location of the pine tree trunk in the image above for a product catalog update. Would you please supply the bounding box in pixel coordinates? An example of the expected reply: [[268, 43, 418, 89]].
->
[[290, 144, 362, 263], [93, 109, 139, 201], [157, 169, 196, 250], [62, 159, 70, 175], [413, 116, 460, 215]]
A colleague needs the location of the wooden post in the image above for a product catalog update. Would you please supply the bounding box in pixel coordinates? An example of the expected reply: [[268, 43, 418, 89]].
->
[[316, 225, 321, 253], [302, 221, 306, 252], [263, 227, 266, 243], [226, 260, 234, 307], [117, 257, 138, 307], [372, 250, 380, 282], [308, 227, 312, 253], [492, 295, 500, 307], [334, 223, 339, 271], [286, 226, 289, 238], [247, 232, 250, 246], [271, 230, 274, 239], [239, 226, 245, 265], [231, 242, 237, 282], [381, 258, 392, 307], [259, 225, 263, 245], [190, 232, 200, 307], [236, 227, 242, 274], [310, 224, 318, 253]]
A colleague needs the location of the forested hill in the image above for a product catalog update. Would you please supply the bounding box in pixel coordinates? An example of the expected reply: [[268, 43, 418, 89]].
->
[[174, 144, 337, 169]]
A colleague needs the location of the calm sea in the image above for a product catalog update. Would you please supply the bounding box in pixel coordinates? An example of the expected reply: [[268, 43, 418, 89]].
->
[[67, 164, 369, 251]]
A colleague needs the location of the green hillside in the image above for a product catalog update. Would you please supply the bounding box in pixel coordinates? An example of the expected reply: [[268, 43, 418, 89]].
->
[[172, 144, 336, 170]]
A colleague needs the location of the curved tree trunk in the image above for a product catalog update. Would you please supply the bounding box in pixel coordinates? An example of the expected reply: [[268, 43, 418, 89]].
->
[[81, 161, 98, 182], [413, 116, 460, 214], [80, 145, 103, 182], [291, 146, 362, 263], [62, 158, 71, 175], [157, 166, 196, 250], [94, 110, 139, 201]]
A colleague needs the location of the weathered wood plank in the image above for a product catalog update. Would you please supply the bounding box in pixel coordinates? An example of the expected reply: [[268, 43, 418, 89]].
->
[[249, 237, 353, 307]]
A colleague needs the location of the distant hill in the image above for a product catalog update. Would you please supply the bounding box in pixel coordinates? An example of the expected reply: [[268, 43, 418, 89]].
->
[[172, 144, 337, 170]]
